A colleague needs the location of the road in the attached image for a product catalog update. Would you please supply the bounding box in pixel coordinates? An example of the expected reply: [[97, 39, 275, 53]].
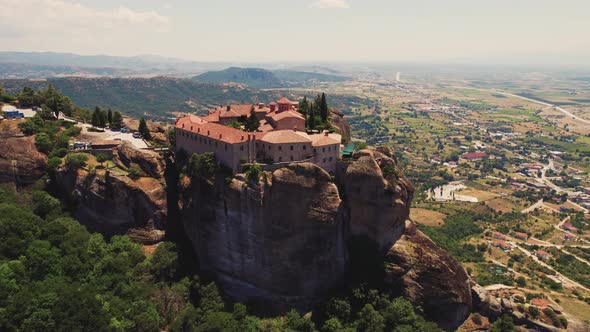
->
[[510, 242, 590, 292], [490, 91, 590, 126]]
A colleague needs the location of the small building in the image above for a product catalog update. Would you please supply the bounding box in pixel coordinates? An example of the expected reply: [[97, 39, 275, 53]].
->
[[491, 240, 511, 251], [530, 298, 549, 308], [535, 250, 550, 260], [563, 233, 577, 241], [561, 222, 579, 233], [514, 232, 528, 240], [462, 152, 488, 161], [492, 232, 506, 240]]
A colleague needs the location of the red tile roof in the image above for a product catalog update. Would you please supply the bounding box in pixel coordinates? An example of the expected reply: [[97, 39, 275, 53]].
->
[[462, 152, 488, 160], [530, 298, 549, 308], [278, 97, 292, 105], [260, 130, 311, 144], [176, 115, 265, 144], [269, 110, 305, 122]]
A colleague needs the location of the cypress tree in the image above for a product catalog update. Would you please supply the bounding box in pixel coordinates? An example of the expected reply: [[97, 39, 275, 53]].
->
[[308, 101, 316, 130], [139, 118, 151, 139], [107, 109, 113, 125], [320, 92, 328, 123]]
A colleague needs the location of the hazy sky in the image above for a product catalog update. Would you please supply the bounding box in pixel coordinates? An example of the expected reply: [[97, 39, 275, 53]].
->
[[1, 0, 589, 64]]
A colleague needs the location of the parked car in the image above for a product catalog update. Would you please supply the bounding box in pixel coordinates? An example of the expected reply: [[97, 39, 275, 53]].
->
[[132, 132, 142, 139], [120, 128, 128, 133], [73, 142, 86, 149]]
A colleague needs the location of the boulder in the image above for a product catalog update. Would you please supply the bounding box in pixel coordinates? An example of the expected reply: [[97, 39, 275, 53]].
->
[[384, 220, 472, 331], [343, 156, 411, 250], [471, 284, 502, 318], [329, 108, 350, 143], [56, 169, 166, 244], [0, 136, 47, 185], [113, 141, 164, 179]]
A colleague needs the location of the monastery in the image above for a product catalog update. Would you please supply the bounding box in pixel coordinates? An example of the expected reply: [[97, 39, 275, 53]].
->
[[175, 97, 342, 172]]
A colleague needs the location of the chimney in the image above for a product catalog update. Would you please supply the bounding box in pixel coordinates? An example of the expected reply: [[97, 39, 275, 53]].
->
[[226, 105, 231, 112], [198, 128, 200, 133], [270, 103, 276, 112], [324, 131, 329, 136], [207, 130, 210, 136], [241, 135, 244, 141], [219, 134, 222, 139], [258, 103, 264, 109]]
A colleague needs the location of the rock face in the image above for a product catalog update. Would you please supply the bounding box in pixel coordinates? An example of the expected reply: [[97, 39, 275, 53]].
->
[[113, 141, 164, 179], [178, 150, 471, 329], [56, 169, 166, 244], [384, 220, 472, 331], [181, 163, 346, 310], [344, 156, 412, 250], [329, 108, 351, 143], [0, 135, 47, 185]]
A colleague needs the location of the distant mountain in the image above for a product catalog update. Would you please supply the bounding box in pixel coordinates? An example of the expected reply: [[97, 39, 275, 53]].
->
[[0, 77, 366, 121], [193, 67, 349, 88], [193, 67, 283, 88], [0, 52, 229, 78]]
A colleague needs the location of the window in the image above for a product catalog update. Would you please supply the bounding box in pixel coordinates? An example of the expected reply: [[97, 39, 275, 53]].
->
[[329, 157, 333, 162], [240, 145, 244, 151], [225, 144, 228, 151], [323, 158, 326, 163], [279, 157, 283, 162], [279, 146, 282, 151], [269, 146, 271, 151], [303, 145, 306, 150], [290, 145, 293, 151], [313, 149, 317, 153], [322, 148, 325, 152], [290, 156, 294, 161]]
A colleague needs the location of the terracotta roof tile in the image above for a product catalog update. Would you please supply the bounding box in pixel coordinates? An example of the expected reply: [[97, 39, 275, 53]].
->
[[260, 130, 311, 144], [278, 97, 292, 104]]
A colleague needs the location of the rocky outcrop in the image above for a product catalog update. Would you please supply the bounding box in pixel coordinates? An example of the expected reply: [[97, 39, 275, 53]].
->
[[177, 152, 470, 329], [181, 162, 346, 310], [0, 135, 47, 185], [343, 156, 413, 251], [384, 221, 472, 331], [56, 169, 166, 244], [113, 141, 165, 179], [471, 284, 503, 319], [329, 108, 350, 143]]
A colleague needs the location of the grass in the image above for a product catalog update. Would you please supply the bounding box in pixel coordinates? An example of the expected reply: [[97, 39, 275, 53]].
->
[[555, 296, 590, 321], [410, 208, 447, 227]]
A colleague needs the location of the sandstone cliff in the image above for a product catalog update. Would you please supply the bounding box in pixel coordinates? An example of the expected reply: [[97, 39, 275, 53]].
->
[[0, 135, 47, 185], [56, 168, 167, 244], [384, 220, 472, 331], [329, 108, 351, 143], [177, 147, 471, 329]]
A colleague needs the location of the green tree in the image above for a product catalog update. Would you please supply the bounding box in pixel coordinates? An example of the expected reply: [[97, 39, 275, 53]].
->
[[111, 111, 123, 130], [308, 101, 316, 130], [285, 309, 315, 332], [31, 191, 61, 220], [65, 153, 88, 170], [319, 92, 329, 123], [95, 153, 108, 168], [91, 108, 100, 127], [357, 304, 385, 332], [492, 314, 515, 332], [516, 276, 526, 287], [150, 242, 179, 281], [245, 107, 260, 132], [322, 318, 344, 332], [35, 133, 53, 154], [243, 163, 262, 182], [299, 96, 309, 118], [107, 109, 113, 125], [46, 157, 62, 175], [139, 118, 152, 139], [17, 86, 36, 107]]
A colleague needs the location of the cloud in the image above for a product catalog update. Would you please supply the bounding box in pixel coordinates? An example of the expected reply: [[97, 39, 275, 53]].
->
[[0, 0, 169, 30], [310, 0, 350, 9]]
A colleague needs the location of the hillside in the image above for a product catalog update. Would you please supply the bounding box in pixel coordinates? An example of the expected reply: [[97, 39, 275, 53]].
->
[[193, 67, 349, 88], [0, 77, 366, 121]]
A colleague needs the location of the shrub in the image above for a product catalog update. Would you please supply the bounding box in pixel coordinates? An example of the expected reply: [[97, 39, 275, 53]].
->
[[128, 166, 142, 179], [46, 157, 62, 174], [95, 153, 109, 167], [243, 163, 262, 183], [65, 153, 88, 170], [35, 133, 53, 154], [528, 306, 539, 318]]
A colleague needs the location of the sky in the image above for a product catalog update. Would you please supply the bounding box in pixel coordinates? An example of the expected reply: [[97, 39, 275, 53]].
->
[[0, 0, 589, 65]]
